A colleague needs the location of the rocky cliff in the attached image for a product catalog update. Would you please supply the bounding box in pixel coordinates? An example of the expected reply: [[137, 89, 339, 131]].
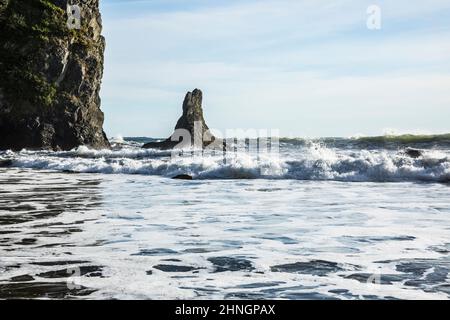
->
[[0, 0, 109, 150], [143, 89, 215, 150]]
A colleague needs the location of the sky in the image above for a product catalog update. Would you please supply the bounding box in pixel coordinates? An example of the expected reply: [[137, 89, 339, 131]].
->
[[99, 0, 450, 138]]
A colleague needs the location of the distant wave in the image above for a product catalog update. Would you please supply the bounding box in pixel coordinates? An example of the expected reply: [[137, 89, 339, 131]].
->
[[354, 133, 450, 144], [279, 133, 450, 149], [115, 133, 450, 150], [1, 142, 449, 183]]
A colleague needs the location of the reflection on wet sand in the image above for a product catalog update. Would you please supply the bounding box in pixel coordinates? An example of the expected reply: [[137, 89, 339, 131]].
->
[[1, 168, 450, 300], [0, 169, 104, 299]]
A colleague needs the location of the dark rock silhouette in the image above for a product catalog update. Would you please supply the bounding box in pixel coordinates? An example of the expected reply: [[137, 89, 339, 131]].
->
[[404, 148, 423, 158], [0, 159, 13, 167], [172, 174, 193, 180], [143, 89, 215, 150], [0, 0, 109, 151]]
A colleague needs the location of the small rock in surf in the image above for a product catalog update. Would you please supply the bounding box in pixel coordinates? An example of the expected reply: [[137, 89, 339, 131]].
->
[[0, 159, 13, 167], [404, 148, 423, 158], [172, 174, 193, 180]]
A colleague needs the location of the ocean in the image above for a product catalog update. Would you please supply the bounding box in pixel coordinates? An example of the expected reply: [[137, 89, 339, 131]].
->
[[1, 135, 449, 299]]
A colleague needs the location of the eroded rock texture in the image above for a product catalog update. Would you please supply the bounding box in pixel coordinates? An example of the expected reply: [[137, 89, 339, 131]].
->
[[0, 0, 109, 150], [143, 89, 215, 150]]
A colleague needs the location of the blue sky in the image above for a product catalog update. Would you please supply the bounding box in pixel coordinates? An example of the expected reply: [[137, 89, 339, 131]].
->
[[99, 0, 450, 138]]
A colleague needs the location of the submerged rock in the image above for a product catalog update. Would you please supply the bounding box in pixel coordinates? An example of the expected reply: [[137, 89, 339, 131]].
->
[[0, 159, 13, 167], [172, 174, 193, 180], [404, 148, 423, 158], [143, 89, 215, 150], [0, 0, 109, 151]]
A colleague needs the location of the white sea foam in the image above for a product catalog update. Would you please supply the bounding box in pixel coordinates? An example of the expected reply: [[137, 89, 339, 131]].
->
[[110, 135, 125, 144], [1, 169, 450, 299], [1, 142, 449, 182]]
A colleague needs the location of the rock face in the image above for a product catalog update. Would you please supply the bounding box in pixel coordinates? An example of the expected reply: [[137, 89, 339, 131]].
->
[[143, 89, 214, 149], [0, 0, 109, 151]]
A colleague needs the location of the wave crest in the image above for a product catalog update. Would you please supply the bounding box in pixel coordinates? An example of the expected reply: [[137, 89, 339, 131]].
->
[[1, 142, 449, 183]]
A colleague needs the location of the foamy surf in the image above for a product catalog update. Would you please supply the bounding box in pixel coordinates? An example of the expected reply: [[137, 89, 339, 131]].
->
[[1, 168, 450, 299], [1, 135, 450, 300], [1, 138, 449, 182]]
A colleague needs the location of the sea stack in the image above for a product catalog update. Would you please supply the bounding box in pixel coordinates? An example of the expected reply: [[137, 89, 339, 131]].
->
[[143, 89, 215, 149], [0, 0, 109, 151]]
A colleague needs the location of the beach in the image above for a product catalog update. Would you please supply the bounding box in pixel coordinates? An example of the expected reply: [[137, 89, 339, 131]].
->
[[1, 137, 449, 299]]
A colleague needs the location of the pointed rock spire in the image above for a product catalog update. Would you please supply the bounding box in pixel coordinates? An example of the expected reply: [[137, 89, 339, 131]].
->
[[143, 89, 215, 149]]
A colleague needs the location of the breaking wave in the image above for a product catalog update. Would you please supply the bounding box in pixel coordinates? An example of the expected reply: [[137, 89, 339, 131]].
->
[[1, 139, 449, 183]]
